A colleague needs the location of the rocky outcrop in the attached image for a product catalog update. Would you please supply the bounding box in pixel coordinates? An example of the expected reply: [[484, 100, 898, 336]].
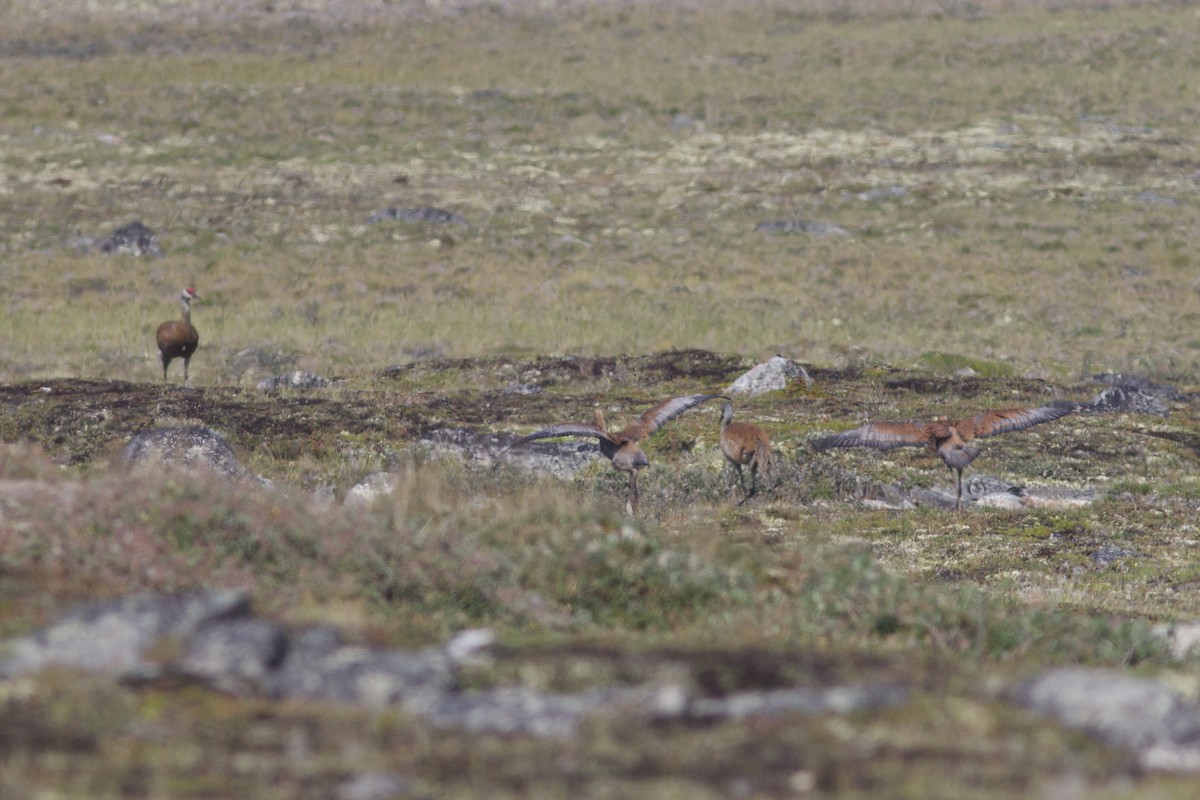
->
[[412, 427, 605, 481], [116, 425, 270, 486], [368, 206, 468, 226], [256, 370, 332, 392], [1077, 373, 1196, 417], [754, 219, 851, 237], [0, 590, 909, 738], [70, 221, 165, 257], [726, 356, 814, 398], [8, 591, 1200, 772], [1015, 669, 1200, 772], [0, 590, 249, 680], [857, 474, 1097, 511]]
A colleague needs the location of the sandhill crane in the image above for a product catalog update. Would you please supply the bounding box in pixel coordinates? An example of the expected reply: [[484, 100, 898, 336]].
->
[[814, 402, 1074, 510], [508, 394, 725, 514], [156, 287, 200, 383], [719, 402, 775, 505]]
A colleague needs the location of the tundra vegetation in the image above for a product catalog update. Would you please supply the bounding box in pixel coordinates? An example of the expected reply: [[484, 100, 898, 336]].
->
[[2, 1, 1200, 797]]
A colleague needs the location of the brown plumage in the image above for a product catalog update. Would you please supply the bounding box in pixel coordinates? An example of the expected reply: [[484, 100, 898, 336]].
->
[[815, 402, 1074, 510], [719, 402, 775, 505], [508, 394, 725, 514], [156, 287, 200, 383]]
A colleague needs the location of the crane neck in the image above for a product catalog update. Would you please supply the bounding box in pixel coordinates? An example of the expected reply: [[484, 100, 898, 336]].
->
[[719, 403, 734, 432]]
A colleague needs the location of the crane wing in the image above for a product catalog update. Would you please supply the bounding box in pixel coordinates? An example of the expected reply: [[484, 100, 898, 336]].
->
[[633, 394, 725, 439], [507, 423, 613, 449], [814, 421, 930, 452], [968, 402, 1073, 439]]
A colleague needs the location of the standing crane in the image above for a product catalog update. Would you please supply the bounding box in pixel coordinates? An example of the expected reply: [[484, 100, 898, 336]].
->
[[718, 402, 775, 505], [156, 287, 200, 383]]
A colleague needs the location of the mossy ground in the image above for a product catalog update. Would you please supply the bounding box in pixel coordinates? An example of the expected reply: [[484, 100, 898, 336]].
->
[[2, 353, 1200, 797]]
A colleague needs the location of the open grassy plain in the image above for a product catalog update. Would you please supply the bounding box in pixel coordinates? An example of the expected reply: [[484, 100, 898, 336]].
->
[[3, 1, 1200, 797]]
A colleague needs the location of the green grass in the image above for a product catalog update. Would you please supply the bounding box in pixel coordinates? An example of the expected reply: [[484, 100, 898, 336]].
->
[[3, 2, 1200, 382]]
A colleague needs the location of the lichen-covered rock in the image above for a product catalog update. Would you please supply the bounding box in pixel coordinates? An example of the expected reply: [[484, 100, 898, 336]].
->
[[0, 591, 922, 741], [117, 425, 269, 486], [336, 772, 412, 800], [181, 618, 289, 695], [1014, 668, 1200, 772], [0, 590, 249, 679], [1088, 373, 1179, 398], [1082, 384, 1172, 417], [419, 427, 511, 465], [1152, 621, 1200, 660], [368, 206, 468, 226], [499, 437, 604, 481], [754, 219, 851, 237], [344, 471, 401, 507], [726, 356, 813, 398], [689, 685, 908, 720], [862, 475, 1096, 511], [412, 427, 605, 481], [421, 686, 599, 736], [99, 221, 164, 257], [229, 347, 299, 378], [256, 370, 331, 392], [264, 626, 456, 710]]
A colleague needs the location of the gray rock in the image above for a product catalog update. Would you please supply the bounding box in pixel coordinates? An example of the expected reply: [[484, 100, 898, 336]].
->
[[266, 626, 456, 710], [1133, 191, 1180, 206], [181, 618, 289, 695], [1082, 384, 1171, 417], [726, 356, 814, 398], [344, 472, 401, 507], [690, 685, 907, 720], [0, 590, 249, 680], [445, 628, 496, 666], [420, 682, 908, 737], [1, 592, 923, 742], [116, 425, 268, 486], [311, 484, 337, 509], [1088, 373, 1179, 397], [421, 686, 600, 736], [1020, 484, 1100, 509], [861, 481, 917, 510], [962, 491, 1026, 510], [754, 219, 851, 237], [368, 206, 468, 226], [911, 475, 1024, 509], [873, 475, 1096, 511], [856, 186, 907, 202], [499, 438, 605, 480], [418, 427, 513, 466], [229, 347, 299, 378], [414, 427, 604, 481], [1152, 621, 1200, 660], [1014, 668, 1200, 771], [97, 221, 163, 257], [336, 772, 412, 800], [256, 370, 331, 392], [1091, 544, 1139, 567], [501, 383, 543, 396]]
